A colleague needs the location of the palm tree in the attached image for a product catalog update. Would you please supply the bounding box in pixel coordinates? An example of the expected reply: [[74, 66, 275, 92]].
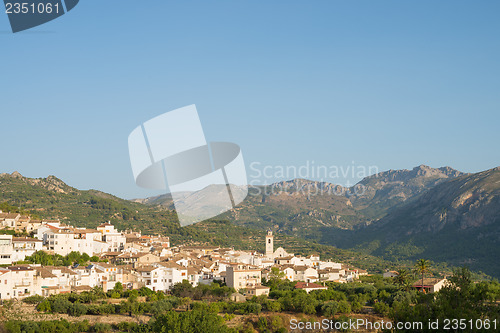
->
[[414, 259, 430, 293], [394, 268, 411, 291]]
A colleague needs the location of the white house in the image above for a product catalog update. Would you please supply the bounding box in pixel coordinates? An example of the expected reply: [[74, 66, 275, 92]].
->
[[383, 271, 399, 278], [282, 266, 295, 281], [8, 266, 36, 298], [11, 237, 43, 262], [136, 266, 166, 292], [0, 213, 20, 228], [318, 267, 341, 282], [98, 223, 126, 252], [156, 261, 188, 290], [0, 268, 13, 300], [294, 266, 318, 282], [319, 261, 342, 270], [0, 235, 13, 265], [43, 227, 102, 256]]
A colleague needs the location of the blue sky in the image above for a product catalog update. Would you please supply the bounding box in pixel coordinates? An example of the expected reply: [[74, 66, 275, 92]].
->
[[1, 0, 499, 199]]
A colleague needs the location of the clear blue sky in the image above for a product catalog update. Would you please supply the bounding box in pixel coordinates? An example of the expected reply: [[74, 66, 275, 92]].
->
[[1, 0, 499, 199]]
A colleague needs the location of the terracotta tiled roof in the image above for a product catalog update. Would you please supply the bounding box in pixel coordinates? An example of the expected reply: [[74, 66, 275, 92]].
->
[[412, 278, 445, 288], [35, 267, 57, 278], [295, 282, 326, 289]]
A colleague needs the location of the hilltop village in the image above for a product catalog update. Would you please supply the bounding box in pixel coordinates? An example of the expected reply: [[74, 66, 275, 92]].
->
[[0, 211, 367, 300]]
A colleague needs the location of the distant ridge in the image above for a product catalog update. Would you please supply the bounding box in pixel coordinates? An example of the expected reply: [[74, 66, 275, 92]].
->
[[347, 166, 500, 277]]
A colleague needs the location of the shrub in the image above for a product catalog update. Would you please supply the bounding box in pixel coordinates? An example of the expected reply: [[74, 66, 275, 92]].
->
[[51, 297, 72, 314], [264, 300, 282, 312], [373, 301, 390, 316], [150, 299, 174, 316], [245, 302, 262, 314], [86, 304, 102, 315], [99, 303, 116, 315], [208, 302, 221, 313], [92, 323, 112, 333], [321, 301, 339, 317], [22, 295, 44, 304], [36, 299, 52, 312], [68, 303, 87, 317], [114, 321, 139, 332], [337, 300, 351, 314], [255, 315, 286, 333], [109, 291, 121, 299]]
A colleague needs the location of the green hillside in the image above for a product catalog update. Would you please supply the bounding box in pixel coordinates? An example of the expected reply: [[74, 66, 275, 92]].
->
[[337, 167, 500, 278], [0, 172, 394, 274]]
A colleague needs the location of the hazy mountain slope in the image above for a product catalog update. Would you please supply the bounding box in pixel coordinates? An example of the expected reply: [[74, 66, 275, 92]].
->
[[137, 165, 465, 245], [222, 183, 364, 241], [347, 167, 500, 277], [351, 165, 466, 219], [130, 164, 500, 276]]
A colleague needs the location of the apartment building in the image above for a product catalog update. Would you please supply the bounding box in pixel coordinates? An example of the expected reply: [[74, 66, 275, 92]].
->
[[226, 264, 262, 291]]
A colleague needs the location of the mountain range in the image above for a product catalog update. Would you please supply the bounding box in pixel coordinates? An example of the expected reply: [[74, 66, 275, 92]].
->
[[1, 164, 498, 277], [348, 167, 500, 277], [0, 171, 392, 274], [138, 165, 499, 278]]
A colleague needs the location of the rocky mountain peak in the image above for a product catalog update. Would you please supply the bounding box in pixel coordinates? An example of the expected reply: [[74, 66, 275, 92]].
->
[[10, 171, 23, 179]]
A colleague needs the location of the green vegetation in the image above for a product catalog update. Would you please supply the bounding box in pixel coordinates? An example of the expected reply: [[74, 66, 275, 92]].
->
[[394, 268, 412, 291], [391, 267, 500, 332], [18, 251, 104, 266], [0, 201, 36, 217], [3, 267, 498, 333]]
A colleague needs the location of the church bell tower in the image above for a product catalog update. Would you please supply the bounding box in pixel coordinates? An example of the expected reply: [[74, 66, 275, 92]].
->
[[265, 230, 274, 258]]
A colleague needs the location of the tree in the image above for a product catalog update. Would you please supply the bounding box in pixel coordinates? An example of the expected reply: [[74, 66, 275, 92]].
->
[[171, 280, 194, 298], [68, 303, 87, 317], [394, 268, 412, 291], [270, 267, 285, 279], [113, 282, 123, 293], [91, 286, 106, 299], [321, 301, 339, 317], [414, 259, 430, 293]]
